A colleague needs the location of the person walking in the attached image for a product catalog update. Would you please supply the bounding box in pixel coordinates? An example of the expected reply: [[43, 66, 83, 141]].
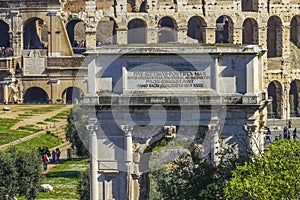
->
[[283, 127, 288, 139], [52, 150, 57, 164], [56, 148, 61, 163], [293, 128, 298, 141], [42, 153, 50, 171], [288, 119, 292, 128], [265, 128, 272, 143]]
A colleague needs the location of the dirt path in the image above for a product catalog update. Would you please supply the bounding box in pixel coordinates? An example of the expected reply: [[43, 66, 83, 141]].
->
[[43, 147, 71, 173]]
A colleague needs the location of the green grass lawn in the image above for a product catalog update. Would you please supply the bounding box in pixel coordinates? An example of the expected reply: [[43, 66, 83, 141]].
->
[[0, 105, 70, 146], [16, 105, 66, 120], [44, 109, 70, 123], [36, 158, 90, 200], [11, 133, 62, 152], [0, 119, 42, 146]]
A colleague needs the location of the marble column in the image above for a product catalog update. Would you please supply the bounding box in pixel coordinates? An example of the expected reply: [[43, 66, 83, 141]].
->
[[87, 118, 99, 200], [208, 124, 220, 164], [121, 125, 135, 200]]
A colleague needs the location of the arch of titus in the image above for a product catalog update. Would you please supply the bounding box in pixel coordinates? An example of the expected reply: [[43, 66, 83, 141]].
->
[[84, 44, 267, 199]]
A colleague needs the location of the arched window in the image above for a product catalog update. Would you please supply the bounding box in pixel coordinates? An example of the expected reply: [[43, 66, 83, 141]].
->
[[158, 16, 177, 43], [215, 15, 233, 43], [267, 81, 282, 118], [66, 19, 86, 53], [127, 19, 147, 44], [267, 16, 282, 58], [242, 0, 258, 12], [23, 18, 48, 49], [187, 16, 207, 43], [289, 80, 300, 117], [242, 18, 258, 45], [96, 17, 118, 46], [62, 87, 84, 104], [290, 16, 300, 47], [0, 20, 10, 48]]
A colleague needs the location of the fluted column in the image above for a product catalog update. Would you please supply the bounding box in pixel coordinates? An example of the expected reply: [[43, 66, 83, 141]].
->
[[121, 125, 135, 200], [208, 124, 220, 164], [87, 118, 99, 200]]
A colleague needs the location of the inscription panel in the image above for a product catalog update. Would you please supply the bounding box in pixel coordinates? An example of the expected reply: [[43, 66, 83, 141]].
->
[[24, 57, 46, 75], [24, 50, 46, 75], [126, 70, 211, 89]]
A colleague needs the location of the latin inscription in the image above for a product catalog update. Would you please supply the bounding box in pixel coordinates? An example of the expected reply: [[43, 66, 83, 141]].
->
[[127, 71, 211, 89]]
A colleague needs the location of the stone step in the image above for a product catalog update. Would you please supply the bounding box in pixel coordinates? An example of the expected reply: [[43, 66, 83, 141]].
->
[[50, 141, 71, 152]]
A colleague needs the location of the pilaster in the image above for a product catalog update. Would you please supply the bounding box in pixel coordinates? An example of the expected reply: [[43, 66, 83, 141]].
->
[[147, 28, 158, 44], [117, 28, 128, 44], [233, 26, 243, 44], [206, 27, 216, 43], [177, 27, 187, 43]]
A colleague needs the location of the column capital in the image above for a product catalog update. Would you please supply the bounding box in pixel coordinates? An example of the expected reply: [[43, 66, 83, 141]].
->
[[208, 124, 220, 132], [87, 118, 99, 133], [121, 125, 133, 136]]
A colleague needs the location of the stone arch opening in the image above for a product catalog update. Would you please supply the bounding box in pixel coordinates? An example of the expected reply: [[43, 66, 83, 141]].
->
[[158, 16, 177, 43], [127, 18, 147, 44], [66, 19, 86, 53], [242, 0, 258, 11], [267, 16, 282, 58], [242, 18, 258, 45], [215, 15, 233, 44], [267, 81, 282, 118], [290, 15, 300, 47], [187, 16, 207, 43], [0, 20, 10, 49], [96, 17, 118, 46], [24, 87, 49, 104], [23, 18, 48, 49], [62, 87, 84, 104], [289, 80, 300, 117]]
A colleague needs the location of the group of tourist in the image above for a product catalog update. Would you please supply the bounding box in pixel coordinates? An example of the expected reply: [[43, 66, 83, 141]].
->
[[72, 40, 85, 48], [264, 120, 298, 144], [0, 47, 13, 57], [38, 147, 61, 171]]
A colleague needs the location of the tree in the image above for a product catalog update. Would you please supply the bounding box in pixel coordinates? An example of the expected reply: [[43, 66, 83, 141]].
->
[[225, 140, 300, 199], [15, 149, 42, 199], [78, 168, 90, 200], [0, 151, 17, 199], [0, 148, 42, 199], [150, 147, 251, 200], [66, 106, 89, 157]]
